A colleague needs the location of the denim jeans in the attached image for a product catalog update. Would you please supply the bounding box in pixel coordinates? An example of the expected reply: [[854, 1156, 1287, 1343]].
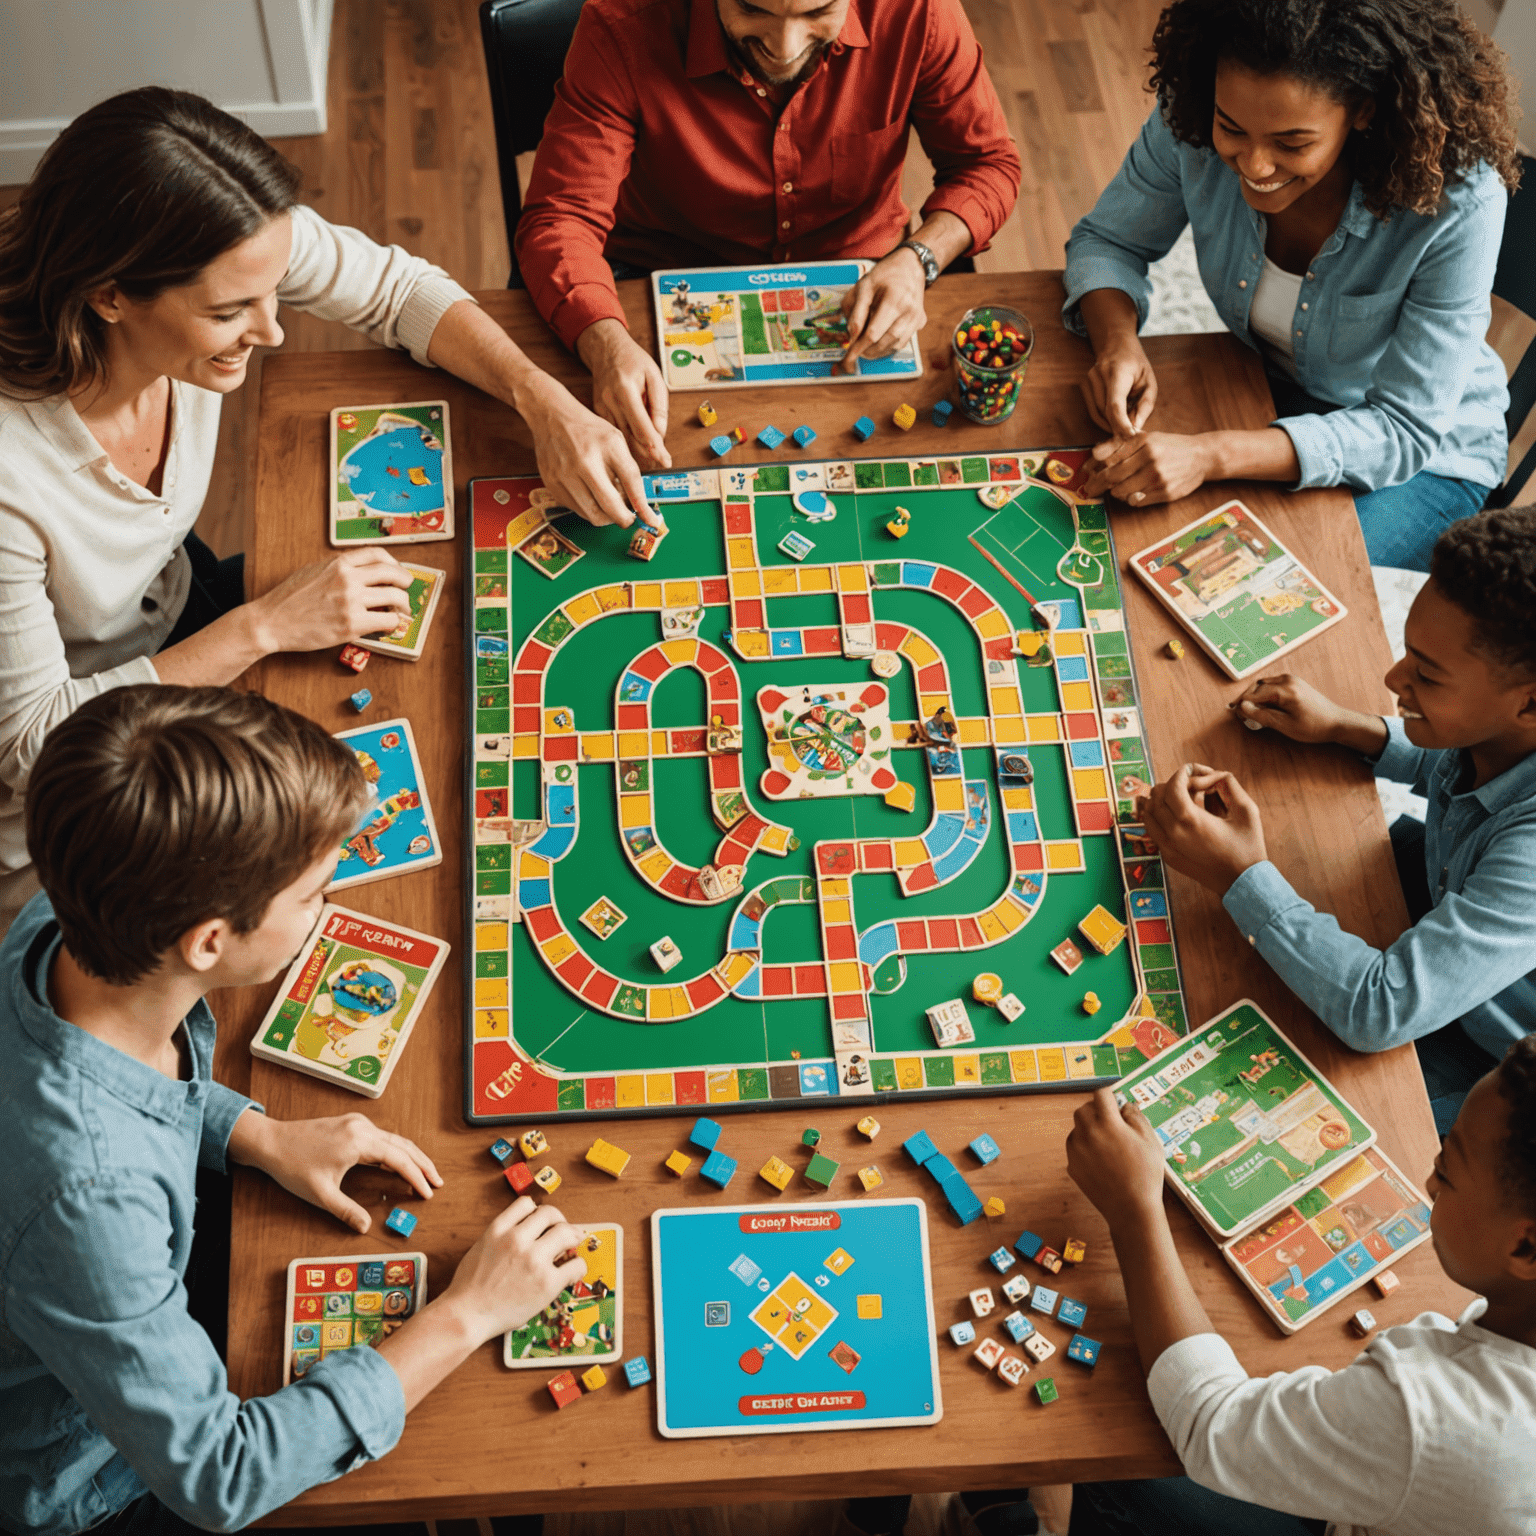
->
[[160, 530, 247, 650]]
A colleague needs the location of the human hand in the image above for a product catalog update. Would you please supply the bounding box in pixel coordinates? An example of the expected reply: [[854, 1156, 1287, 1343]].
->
[[1066, 1087, 1168, 1231], [1228, 673, 1387, 753], [1135, 762, 1268, 893], [836, 249, 927, 373], [1081, 431, 1218, 507], [441, 1197, 588, 1343], [516, 373, 661, 529], [251, 549, 413, 655], [227, 1110, 442, 1233], [576, 319, 671, 473], [1080, 340, 1157, 437]]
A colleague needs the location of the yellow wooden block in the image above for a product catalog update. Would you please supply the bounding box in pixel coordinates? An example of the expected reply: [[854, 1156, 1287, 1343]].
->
[[581, 1364, 608, 1391], [884, 781, 917, 812], [857, 1165, 884, 1191], [1064, 1238, 1087, 1264], [984, 1196, 1007, 1219], [856, 1294, 883, 1319], [697, 400, 718, 427], [665, 1150, 693, 1176], [1079, 903, 1129, 955], [533, 1165, 562, 1193], [759, 1155, 794, 1191], [856, 1116, 881, 1139], [586, 1139, 632, 1177], [1014, 630, 1046, 657], [893, 402, 917, 430]]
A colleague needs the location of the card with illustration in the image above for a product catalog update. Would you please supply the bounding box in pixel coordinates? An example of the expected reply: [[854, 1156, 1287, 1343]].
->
[[329, 401, 454, 546], [515, 519, 586, 581], [504, 1225, 623, 1367], [284, 1252, 427, 1384], [356, 563, 446, 660], [251, 904, 450, 1097], [330, 718, 443, 889], [1127, 500, 1347, 680]]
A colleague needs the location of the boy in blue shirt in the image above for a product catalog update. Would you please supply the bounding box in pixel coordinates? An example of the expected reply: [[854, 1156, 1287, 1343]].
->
[[0, 686, 587, 1536], [1137, 506, 1536, 1131]]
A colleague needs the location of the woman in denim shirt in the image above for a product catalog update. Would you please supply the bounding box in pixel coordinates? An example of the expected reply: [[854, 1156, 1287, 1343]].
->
[[1064, 0, 1522, 572]]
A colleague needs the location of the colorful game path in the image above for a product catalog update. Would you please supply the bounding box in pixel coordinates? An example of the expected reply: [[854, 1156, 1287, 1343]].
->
[[466, 446, 1191, 1124], [650, 1199, 940, 1437]]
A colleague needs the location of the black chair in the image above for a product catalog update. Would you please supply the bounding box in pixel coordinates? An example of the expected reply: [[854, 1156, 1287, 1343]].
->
[[1488, 153, 1536, 508], [479, 0, 590, 289]]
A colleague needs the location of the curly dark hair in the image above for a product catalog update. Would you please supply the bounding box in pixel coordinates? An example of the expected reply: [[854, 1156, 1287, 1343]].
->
[[1495, 1035, 1536, 1220], [1150, 0, 1523, 218], [1431, 507, 1536, 677]]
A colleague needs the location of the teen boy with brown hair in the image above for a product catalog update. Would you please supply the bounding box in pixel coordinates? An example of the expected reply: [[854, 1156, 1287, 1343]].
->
[[0, 686, 585, 1536]]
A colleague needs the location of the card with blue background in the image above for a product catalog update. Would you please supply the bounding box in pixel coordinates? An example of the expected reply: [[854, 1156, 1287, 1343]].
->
[[330, 719, 443, 890], [330, 401, 454, 546]]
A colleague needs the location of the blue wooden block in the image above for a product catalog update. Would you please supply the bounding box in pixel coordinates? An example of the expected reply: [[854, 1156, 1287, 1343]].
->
[[948, 1320, 976, 1346], [689, 1117, 722, 1151], [1030, 1284, 1059, 1316], [623, 1355, 653, 1387], [792, 425, 817, 448], [489, 1138, 516, 1164], [756, 424, 786, 449], [1002, 1310, 1034, 1343], [941, 1172, 984, 1225], [923, 1152, 959, 1184], [1058, 1297, 1088, 1328], [852, 415, 876, 441], [903, 1130, 939, 1166], [700, 1149, 738, 1188], [969, 1133, 1001, 1165], [349, 688, 372, 712], [1014, 1229, 1044, 1260], [1067, 1333, 1101, 1368], [931, 399, 953, 426], [988, 1246, 1017, 1274], [710, 434, 734, 457], [384, 1207, 417, 1238]]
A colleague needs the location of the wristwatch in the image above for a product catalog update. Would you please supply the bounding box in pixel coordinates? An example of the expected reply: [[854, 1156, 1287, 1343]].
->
[[893, 238, 940, 287]]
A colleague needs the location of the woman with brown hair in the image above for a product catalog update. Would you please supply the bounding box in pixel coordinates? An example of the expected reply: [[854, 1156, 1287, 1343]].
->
[[0, 87, 655, 924]]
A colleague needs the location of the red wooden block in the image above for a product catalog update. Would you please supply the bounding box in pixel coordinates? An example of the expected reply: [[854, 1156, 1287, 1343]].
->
[[338, 644, 370, 673], [548, 1369, 582, 1409], [505, 1162, 536, 1194]]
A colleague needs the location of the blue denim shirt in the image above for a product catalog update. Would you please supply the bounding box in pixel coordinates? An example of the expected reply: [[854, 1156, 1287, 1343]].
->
[[1223, 719, 1536, 1060], [1063, 109, 1509, 493], [0, 894, 404, 1536]]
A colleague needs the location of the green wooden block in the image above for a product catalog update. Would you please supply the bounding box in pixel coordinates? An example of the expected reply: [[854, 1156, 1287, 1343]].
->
[[803, 1151, 840, 1187], [801, 1128, 821, 1147], [1035, 1376, 1059, 1405]]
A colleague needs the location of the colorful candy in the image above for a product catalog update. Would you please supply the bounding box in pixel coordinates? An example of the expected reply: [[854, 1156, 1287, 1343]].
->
[[952, 306, 1034, 425]]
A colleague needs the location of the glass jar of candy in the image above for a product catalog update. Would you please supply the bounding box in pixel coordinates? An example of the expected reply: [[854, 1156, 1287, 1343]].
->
[[951, 306, 1033, 424]]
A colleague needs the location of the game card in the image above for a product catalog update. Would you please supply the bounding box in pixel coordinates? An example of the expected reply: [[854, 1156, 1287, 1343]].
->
[[330, 718, 443, 890], [356, 562, 446, 660], [329, 401, 454, 546], [251, 904, 450, 1098], [504, 1225, 623, 1368], [284, 1252, 427, 1384], [1128, 500, 1347, 680]]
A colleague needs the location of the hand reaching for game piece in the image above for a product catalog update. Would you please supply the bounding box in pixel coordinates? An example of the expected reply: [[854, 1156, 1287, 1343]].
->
[[226, 1109, 442, 1233], [1229, 673, 1391, 755], [441, 1196, 589, 1342], [1080, 337, 1158, 439], [1081, 430, 1218, 506], [1065, 1087, 1167, 1231], [250, 548, 414, 654], [576, 319, 673, 479], [1135, 762, 1268, 894], [836, 249, 927, 374]]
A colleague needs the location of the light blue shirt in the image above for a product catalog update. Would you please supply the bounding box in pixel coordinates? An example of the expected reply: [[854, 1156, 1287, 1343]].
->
[[1063, 108, 1509, 493], [1223, 719, 1536, 1061], [0, 894, 405, 1536]]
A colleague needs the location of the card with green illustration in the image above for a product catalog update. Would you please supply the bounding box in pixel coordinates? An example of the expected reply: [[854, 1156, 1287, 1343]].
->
[[504, 1226, 623, 1368], [357, 562, 446, 660], [329, 401, 454, 546]]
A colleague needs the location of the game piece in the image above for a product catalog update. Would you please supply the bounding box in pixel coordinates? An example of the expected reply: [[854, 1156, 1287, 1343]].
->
[[969, 1134, 1001, 1165], [931, 399, 953, 426], [586, 1139, 632, 1178], [1349, 1308, 1377, 1337], [1063, 1238, 1087, 1265], [856, 1116, 881, 1139], [949, 1320, 976, 1346], [1014, 1230, 1043, 1261], [756, 425, 786, 450], [854, 1294, 882, 1321], [984, 1196, 1007, 1220], [1034, 1375, 1058, 1405], [689, 1117, 722, 1151], [791, 489, 834, 519], [697, 400, 717, 427], [728, 427, 747, 445], [649, 936, 682, 971], [968, 1287, 995, 1317], [804, 1151, 841, 1188], [871, 649, 902, 678], [857, 1165, 884, 1191], [514, 519, 585, 581], [1165, 637, 1186, 660], [1057, 1298, 1087, 1328], [349, 688, 372, 713], [1049, 938, 1084, 976], [1066, 1334, 1100, 1368], [1078, 903, 1129, 955], [759, 1155, 794, 1191], [941, 1173, 985, 1227], [1002, 1310, 1035, 1344], [1030, 1285, 1059, 1317], [338, 643, 370, 672], [250, 904, 450, 1095], [624, 1355, 653, 1387], [892, 403, 916, 431], [665, 1150, 693, 1177], [883, 781, 916, 812], [926, 999, 975, 1048], [973, 1337, 1005, 1371], [330, 402, 452, 546], [997, 1354, 1028, 1387], [997, 993, 1025, 1022], [628, 521, 668, 560], [922, 1150, 959, 1183], [384, 1207, 417, 1238], [778, 529, 815, 561], [548, 1369, 582, 1408], [329, 718, 443, 891], [580, 1363, 608, 1391], [988, 1247, 1016, 1275], [1023, 1332, 1056, 1365], [884, 505, 911, 539], [971, 972, 1003, 1006], [534, 1166, 562, 1193], [823, 1247, 856, 1277], [490, 1138, 515, 1164], [1082, 991, 1101, 1015], [710, 433, 734, 458], [1002, 1274, 1030, 1306], [802, 1127, 822, 1148], [705, 1301, 730, 1327], [520, 1129, 549, 1158], [701, 1149, 738, 1189], [578, 896, 627, 941], [977, 483, 1012, 509], [851, 415, 875, 441], [1374, 1270, 1402, 1299], [283, 1250, 425, 1383], [505, 1162, 535, 1194], [792, 425, 817, 448], [1035, 1246, 1064, 1275]]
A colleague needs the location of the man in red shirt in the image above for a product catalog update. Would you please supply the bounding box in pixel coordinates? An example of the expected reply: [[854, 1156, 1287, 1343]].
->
[[517, 0, 1021, 479]]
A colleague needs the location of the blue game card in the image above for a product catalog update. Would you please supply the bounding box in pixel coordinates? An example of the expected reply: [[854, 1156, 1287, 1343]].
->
[[329, 719, 443, 891]]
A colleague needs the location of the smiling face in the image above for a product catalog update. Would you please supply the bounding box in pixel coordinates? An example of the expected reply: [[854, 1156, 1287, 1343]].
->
[[1212, 60, 1373, 214], [87, 212, 291, 394], [716, 0, 849, 87]]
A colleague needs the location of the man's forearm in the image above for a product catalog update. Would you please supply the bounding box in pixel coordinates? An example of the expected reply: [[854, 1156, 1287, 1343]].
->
[[903, 210, 973, 272], [1108, 1206, 1217, 1376]]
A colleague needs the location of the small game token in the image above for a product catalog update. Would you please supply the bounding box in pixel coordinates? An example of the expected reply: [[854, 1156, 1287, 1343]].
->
[[802, 1128, 822, 1147], [1063, 1238, 1087, 1265], [338, 644, 370, 673], [1079, 904, 1129, 955], [851, 415, 875, 441], [1349, 1308, 1377, 1337], [971, 973, 1003, 1006], [757, 424, 786, 449], [988, 1246, 1016, 1275], [665, 1150, 693, 1177], [519, 1129, 549, 1158], [1002, 1310, 1035, 1344], [1002, 1274, 1030, 1304], [578, 895, 627, 941], [857, 1293, 882, 1319], [970, 1134, 1001, 1165], [968, 1287, 995, 1318], [1166, 637, 1186, 660], [973, 1337, 1005, 1371], [857, 1164, 884, 1191], [697, 400, 718, 427], [791, 489, 835, 520], [997, 993, 1025, 1022], [885, 506, 911, 539], [926, 998, 975, 1047], [650, 936, 682, 971], [778, 529, 815, 561], [1066, 1334, 1101, 1368], [948, 1320, 976, 1346], [505, 1162, 535, 1194], [1034, 1375, 1059, 1405], [892, 402, 917, 430], [689, 1117, 722, 1151], [585, 1138, 631, 1178], [1030, 1285, 1059, 1317], [871, 649, 902, 677], [489, 1138, 515, 1164], [533, 1166, 562, 1193], [758, 1155, 794, 1191], [705, 1301, 730, 1327], [1014, 1230, 1044, 1261], [710, 434, 734, 457], [384, 1207, 417, 1237], [701, 1149, 738, 1189], [977, 483, 1012, 508], [1373, 1270, 1402, 1299], [548, 1369, 582, 1409], [624, 1355, 653, 1387], [581, 1364, 608, 1391], [728, 427, 746, 445], [856, 1116, 881, 1140], [997, 1354, 1028, 1387], [1036, 1246, 1065, 1275], [792, 424, 817, 448], [903, 1130, 939, 1165], [1023, 1332, 1056, 1365], [804, 1151, 841, 1188], [931, 399, 953, 426], [348, 688, 372, 713], [984, 1196, 1007, 1220], [1049, 938, 1084, 976], [1057, 1297, 1087, 1328], [883, 781, 916, 812], [824, 1247, 855, 1277], [730, 1253, 764, 1286], [1082, 991, 1102, 1015]]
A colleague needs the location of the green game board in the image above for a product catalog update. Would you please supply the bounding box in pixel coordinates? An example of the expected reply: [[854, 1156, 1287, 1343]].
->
[[465, 447, 1191, 1124]]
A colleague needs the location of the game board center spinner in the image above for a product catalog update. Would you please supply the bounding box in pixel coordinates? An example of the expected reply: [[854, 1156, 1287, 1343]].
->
[[466, 447, 1191, 1124]]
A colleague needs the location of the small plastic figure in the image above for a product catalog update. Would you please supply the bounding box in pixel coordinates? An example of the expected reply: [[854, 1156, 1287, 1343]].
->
[[1166, 637, 1186, 660], [1082, 991, 1102, 1015], [885, 505, 912, 539], [697, 400, 717, 427]]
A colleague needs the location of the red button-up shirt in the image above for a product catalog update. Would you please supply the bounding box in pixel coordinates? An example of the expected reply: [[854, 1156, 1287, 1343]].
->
[[516, 0, 1022, 350]]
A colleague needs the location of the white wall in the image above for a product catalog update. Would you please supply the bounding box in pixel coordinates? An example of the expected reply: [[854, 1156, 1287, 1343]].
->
[[0, 0, 333, 183]]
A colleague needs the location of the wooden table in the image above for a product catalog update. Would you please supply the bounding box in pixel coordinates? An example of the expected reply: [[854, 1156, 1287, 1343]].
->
[[224, 271, 1466, 1525]]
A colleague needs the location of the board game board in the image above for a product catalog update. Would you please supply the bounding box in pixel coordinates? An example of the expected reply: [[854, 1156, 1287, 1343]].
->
[[650, 1199, 940, 1437], [652, 264, 923, 389], [465, 448, 1192, 1124]]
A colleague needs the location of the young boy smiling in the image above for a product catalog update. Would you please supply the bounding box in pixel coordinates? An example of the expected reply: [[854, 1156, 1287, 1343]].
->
[[0, 686, 586, 1536], [1137, 507, 1536, 1129]]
